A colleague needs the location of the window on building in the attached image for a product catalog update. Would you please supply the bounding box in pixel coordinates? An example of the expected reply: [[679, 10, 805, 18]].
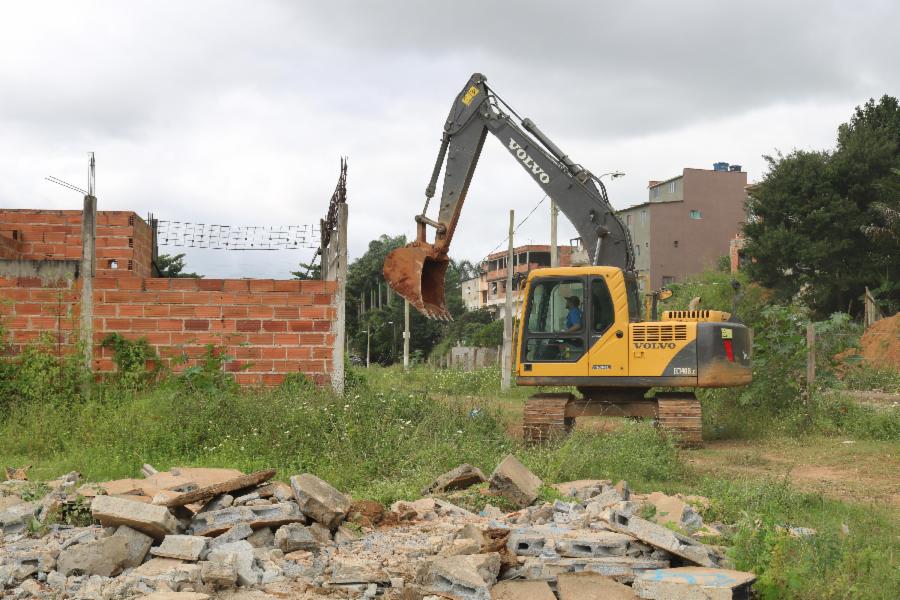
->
[[640, 210, 647, 224], [626, 214, 632, 226], [669, 181, 676, 193], [662, 276, 675, 285], [652, 187, 660, 199], [634, 244, 640, 256], [690, 210, 702, 220]]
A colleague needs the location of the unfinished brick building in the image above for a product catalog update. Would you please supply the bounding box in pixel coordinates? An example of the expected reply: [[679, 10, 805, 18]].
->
[[0, 208, 340, 386]]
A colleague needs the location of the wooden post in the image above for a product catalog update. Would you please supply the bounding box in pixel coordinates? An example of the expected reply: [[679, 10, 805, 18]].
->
[[80, 194, 97, 375], [366, 323, 371, 369], [502, 210, 514, 391], [403, 299, 410, 370], [806, 322, 816, 396]]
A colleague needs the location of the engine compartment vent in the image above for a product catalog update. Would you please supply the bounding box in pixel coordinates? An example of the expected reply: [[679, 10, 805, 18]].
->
[[632, 324, 687, 342]]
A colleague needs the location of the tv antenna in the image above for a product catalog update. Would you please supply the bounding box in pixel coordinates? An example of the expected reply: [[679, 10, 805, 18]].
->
[[45, 152, 95, 196]]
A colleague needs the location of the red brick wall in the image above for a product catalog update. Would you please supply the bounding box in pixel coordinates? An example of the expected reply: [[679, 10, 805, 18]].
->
[[0, 210, 152, 277], [0, 276, 338, 386]]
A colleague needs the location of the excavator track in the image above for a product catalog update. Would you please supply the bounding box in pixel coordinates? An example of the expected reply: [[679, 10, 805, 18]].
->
[[656, 392, 704, 448], [523, 393, 574, 444]]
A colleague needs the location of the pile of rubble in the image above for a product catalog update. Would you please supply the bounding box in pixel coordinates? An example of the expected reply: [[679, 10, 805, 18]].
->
[[0, 457, 755, 599]]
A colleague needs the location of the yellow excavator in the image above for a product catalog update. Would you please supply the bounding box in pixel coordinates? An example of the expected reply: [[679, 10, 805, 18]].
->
[[384, 73, 751, 445]]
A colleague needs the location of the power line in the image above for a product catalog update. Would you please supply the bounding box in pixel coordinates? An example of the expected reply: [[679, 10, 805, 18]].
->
[[474, 194, 548, 266]]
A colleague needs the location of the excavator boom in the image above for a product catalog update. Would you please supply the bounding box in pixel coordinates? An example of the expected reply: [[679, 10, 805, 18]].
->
[[385, 73, 633, 319]]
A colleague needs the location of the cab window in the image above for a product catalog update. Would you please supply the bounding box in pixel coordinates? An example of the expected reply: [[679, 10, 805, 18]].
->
[[523, 279, 585, 362], [591, 278, 615, 334]]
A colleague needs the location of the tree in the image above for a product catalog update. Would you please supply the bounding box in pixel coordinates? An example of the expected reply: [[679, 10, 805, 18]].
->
[[345, 234, 473, 364], [155, 253, 201, 278], [744, 95, 900, 316], [292, 260, 322, 280]]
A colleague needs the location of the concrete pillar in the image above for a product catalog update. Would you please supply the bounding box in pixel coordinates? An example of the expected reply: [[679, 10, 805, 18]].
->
[[330, 203, 347, 394], [80, 195, 97, 374]]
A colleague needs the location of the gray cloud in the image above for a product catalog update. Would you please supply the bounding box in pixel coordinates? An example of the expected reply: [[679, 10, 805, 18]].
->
[[1, 1, 897, 277]]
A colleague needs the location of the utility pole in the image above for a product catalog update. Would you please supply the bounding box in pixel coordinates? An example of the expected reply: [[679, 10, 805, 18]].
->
[[403, 299, 410, 369], [550, 199, 559, 267], [502, 209, 515, 391], [366, 323, 371, 368]]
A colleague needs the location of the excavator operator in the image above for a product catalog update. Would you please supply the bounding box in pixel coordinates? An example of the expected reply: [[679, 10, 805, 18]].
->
[[565, 296, 583, 332]]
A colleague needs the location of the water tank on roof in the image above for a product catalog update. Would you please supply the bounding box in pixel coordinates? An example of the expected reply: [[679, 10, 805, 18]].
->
[[713, 162, 729, 172], [729, 164, 742, 172]]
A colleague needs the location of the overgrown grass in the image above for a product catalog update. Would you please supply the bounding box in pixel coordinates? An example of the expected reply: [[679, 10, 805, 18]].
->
[[1, 347, 897, 598]]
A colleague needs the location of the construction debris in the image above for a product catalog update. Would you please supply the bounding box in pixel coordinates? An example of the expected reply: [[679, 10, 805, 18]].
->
[[0, 459, 757, 598]]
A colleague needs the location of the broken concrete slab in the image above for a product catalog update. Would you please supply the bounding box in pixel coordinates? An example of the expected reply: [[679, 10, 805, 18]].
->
[[200, 553, 239, 588], [133, 556, 186, 576], [422, 464, 487, 495], [207, 540, 257, 586], [604, 510, 723, 568], [274, 523, 321, 553], [56, 535, 130, 577], [0, 500, 41, 534], [140, 593, 211, 600], [190, 502, 305, 536], [329, 558, 389, 584], [158, 470, 276, 508], [417, 553, 501, 600], [490, 580, 556, 600], [646, 492, 703, 531], [557, 571, 638, 599], [290, 473, 350, 529], [113, 525, 153, 568], [151, 535, 209, 560], [488, 455, 542, 509], [633, 566, 756, 600], [246, 526, 275, 548], [209, 523, 254, 549], [91, 495, 179, 540]]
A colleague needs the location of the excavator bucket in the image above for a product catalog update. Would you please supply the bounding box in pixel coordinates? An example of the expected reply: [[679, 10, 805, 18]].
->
[[383, 242, 452, 320]]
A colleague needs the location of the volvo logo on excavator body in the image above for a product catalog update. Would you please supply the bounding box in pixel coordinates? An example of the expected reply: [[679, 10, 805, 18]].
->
[[508, 139, 550, 184]]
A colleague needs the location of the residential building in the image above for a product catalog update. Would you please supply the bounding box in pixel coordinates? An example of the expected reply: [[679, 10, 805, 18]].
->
[[461, 244, 577, 318], [618, 163, 748, 290]]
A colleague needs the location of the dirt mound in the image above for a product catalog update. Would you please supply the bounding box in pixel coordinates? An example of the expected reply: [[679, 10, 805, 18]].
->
[[859, 313, 900, 369]]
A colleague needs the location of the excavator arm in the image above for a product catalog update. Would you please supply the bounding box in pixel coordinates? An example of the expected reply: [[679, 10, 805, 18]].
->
[[385, 72, 634, 319]]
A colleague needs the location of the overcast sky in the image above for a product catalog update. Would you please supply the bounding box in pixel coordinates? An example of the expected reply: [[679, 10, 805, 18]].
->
[[2, 1, 898, 277]]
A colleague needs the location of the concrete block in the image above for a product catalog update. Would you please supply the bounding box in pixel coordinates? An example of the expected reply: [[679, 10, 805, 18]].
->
[[633, 567, 756, 599], [556, 531, 634, 558], [56, 535, 130, 577], [190, 502, 304, 536], [133, 557, 186, 577], [490, 580, 555, 599], [553, 479, 611, 501], [290, 473, 351, 529], [207, 540, 257, 586], [422, 464, 487, 495], [521, 556, 669, 584], [488, 455, 542, 509], [605, 510, 723, 568], [91, 495, 179, 540], [113, 525, 153, 568], [198, 494, 233, 513], [151, 535, 209, 560], [417, 553, 501, 600], [557, 571, 638, 599]]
